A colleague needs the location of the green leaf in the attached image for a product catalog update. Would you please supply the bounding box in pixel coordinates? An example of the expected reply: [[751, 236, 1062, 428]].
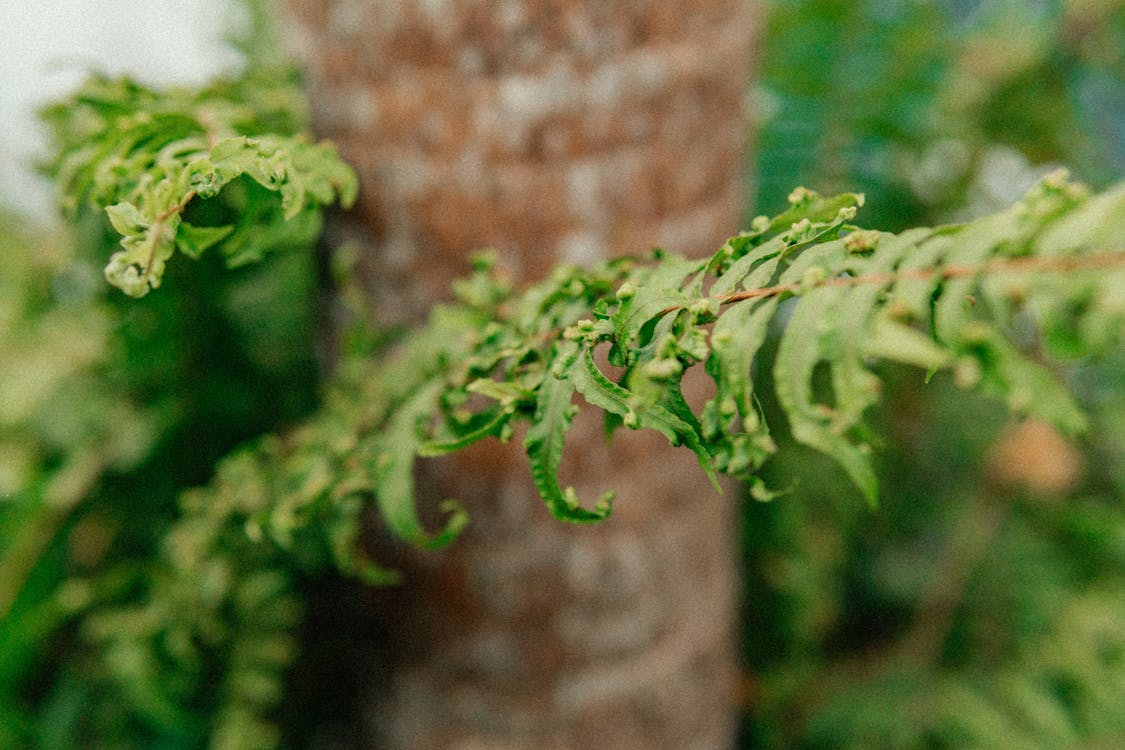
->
[[369, 380, 469, 548], [863, 315, 952, 371], [774, 286, 880, 504], [570, 346, 721, 493], [709, 296, 780, 417], [612, 289, 690, 353], [958, 326, 1088, 435], [709, 235, 788, 296], [524, 351, 613, 523], [44, 76, 357, 298], [104, 202, 146, 236], [768, 189, 866, 235], [175, 222, 235, 260], [417, 408, 514, 457]]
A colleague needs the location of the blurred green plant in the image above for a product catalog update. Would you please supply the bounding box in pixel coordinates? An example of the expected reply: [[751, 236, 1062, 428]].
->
[[42, 74, 355, 297], [0, 12, 354, 743], [742, 1, 1125, 746], [754, 0, 1125, 228], [3, 2, 1124, 749]]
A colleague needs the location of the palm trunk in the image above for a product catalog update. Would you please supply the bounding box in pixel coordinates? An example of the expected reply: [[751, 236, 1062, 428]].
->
[[283, 2, 757, 747]]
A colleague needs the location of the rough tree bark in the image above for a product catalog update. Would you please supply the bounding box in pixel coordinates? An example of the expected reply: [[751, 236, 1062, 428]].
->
[[282, 2, 756, 747]]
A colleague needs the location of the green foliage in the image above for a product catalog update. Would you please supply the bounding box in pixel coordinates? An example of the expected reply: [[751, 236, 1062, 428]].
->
[[147, 175, 1121, 556], [755, 0, 1125, 228], [737, 350, 1125, 748], [744, 4, 1125, 745], [0, 213, 158, 746], [41, 74, 356, 297], [1, 37, 355, 744], [138, 175, 1121, 748], [4, 4, 1124, 746]]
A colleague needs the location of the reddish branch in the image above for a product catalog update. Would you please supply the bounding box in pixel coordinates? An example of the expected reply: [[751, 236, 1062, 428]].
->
[[141, 189, 196, 282], [716, 249, 1125, 306]]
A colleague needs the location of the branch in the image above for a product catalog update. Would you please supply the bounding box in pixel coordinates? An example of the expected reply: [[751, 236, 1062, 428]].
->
[[716, 249, 1125, 305]]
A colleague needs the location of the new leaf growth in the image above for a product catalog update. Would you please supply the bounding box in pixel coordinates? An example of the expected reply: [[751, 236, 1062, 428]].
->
[[42, 75, 357, 297]]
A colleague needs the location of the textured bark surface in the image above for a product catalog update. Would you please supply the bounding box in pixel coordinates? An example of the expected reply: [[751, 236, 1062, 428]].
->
[[282, 2, 756, 747]]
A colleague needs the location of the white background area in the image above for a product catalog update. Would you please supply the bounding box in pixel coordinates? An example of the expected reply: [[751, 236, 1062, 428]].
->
[[0, 1, 234, 218]]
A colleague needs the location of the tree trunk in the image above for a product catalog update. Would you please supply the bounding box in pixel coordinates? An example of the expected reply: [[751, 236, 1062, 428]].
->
[[282, 2, 756, 747]]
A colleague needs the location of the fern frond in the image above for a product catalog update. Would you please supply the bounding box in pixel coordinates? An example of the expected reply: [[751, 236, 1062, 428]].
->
[[41, 74, 357, 297], [73, 177, 1121, 700], [203, 175, 1125, 565], [131, 175, 1122, 750]]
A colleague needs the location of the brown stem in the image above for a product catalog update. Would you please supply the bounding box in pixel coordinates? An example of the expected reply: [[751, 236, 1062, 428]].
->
[[141, 190, 196, 282], [717, 249, 1125, 306]]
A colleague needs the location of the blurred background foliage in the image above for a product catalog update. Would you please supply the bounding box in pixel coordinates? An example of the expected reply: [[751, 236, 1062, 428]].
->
[[0, 2, 335, 743], [0, 98, 326, 750], [0, 210, 322, 746], [0, 0, 1123, 747], [755, 0, 1125, 228], [741, 0, 1125, 747]]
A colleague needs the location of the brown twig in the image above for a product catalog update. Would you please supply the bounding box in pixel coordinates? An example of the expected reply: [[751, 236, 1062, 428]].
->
[[716, 249, 1125, 306], [141, 190, 196, 282]]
